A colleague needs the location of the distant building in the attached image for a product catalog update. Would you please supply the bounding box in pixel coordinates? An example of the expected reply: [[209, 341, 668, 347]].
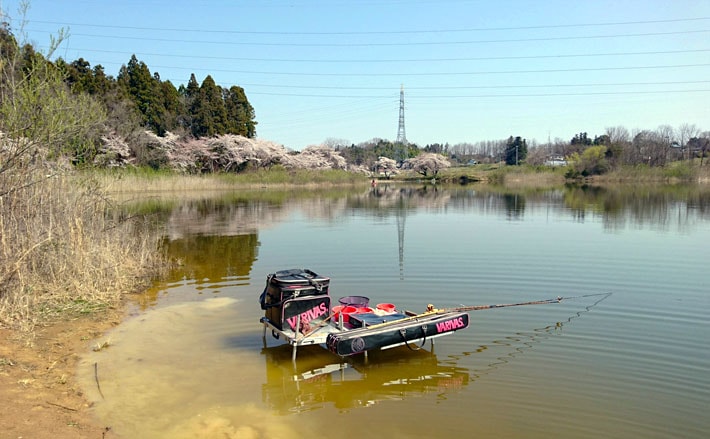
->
[[545, 156, 567, 166]]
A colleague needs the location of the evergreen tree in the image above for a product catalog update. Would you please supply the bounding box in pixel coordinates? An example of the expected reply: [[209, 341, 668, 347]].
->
[[185, 73, 200, 100], [224, 85, 257, 138], [571, 132, 592, 145], [191, 75, 228, 138], [504, 136, 527, 165], [178, 73, 200, 132], [116, 55, 190, 136], [118, 56, 151, 127], [157, 80, 183, 134]]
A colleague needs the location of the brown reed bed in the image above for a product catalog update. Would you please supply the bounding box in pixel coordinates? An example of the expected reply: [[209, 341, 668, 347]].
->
[[0, 169, 168, 333]]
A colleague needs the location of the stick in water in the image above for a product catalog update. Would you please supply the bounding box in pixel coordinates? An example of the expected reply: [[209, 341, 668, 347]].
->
[[94, 362, 105, 400]]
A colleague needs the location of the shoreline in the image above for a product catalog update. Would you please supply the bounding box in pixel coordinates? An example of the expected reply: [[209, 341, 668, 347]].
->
[[1, 171, 708, 437], [0, 306, 127, 438]]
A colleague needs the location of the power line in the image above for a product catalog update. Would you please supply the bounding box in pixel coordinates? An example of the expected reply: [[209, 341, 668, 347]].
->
[[40, 46, 710, 64], [115, 62, 710, 77], [25, 27, 710, 47], [236, 80, 710, 91], [19, 16, 710, 35], [246, 89, 710, 99]]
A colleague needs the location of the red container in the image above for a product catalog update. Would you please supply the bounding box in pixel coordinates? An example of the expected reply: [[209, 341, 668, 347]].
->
[[332, 305, 344, 321], [357, 307, 374, 314], [340, 306, 358, 323], [376, 303, 396, 313]]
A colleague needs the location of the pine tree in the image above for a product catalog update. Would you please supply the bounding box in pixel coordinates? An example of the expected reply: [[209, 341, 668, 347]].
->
[[224, 85, 257, 138], [191, 75, 228, 138]]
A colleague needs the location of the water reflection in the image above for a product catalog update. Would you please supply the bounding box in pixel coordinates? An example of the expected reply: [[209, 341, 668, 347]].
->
[[261, 346, 469, 414], [166, 234, 257, 282], [89, 185, 709, 438], [132, 184, 710, 236], [452, 293, 612, 378], [259, 294, 609, 415], [503, 192, 525, 220], [562, 184, 710, 231], [133, 184, 710, 302]]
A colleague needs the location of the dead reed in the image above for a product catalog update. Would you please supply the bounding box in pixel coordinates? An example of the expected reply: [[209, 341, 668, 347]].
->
[[0, 169, 168, 332]]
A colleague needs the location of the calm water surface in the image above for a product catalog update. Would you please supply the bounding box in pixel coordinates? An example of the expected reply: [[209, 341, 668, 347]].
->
[[78, 184, 710, 438]]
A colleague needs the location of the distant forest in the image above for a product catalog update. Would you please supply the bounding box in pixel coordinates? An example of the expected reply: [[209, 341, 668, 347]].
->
[[1, 18, 708, 176], [60, 53, 258, 141], [1, 21, 257, 165]]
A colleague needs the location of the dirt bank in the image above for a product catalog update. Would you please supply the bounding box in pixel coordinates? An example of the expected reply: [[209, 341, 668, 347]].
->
[[0, 309, 126, 439]]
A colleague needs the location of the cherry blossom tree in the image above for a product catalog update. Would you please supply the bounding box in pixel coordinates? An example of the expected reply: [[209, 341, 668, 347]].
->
[[402, 153, 451, 177], [96, 132, 133, 167], [285, 145, 347, 170], [375, 156, 398, 178], [203, 135, 288, 172]]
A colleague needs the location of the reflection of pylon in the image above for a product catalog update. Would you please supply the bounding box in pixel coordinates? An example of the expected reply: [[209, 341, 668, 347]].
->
[[396, 205, 405, 280]]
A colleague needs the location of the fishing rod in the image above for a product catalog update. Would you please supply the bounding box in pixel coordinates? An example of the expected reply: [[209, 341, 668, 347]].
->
[[367, 292, 612, 330], [440, 292, 612, 313], [300, 292, 612, 336]]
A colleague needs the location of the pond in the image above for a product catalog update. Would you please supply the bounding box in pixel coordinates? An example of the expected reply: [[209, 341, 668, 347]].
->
[[78, 183, 710, 438]]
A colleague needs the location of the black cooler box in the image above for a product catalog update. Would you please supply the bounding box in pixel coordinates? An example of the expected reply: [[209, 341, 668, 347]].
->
[[259, 269, 330, 330]]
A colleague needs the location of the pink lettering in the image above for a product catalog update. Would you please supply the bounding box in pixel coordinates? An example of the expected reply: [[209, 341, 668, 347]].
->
[[436, 317, 466, 333], [287, 302, 328, 329]]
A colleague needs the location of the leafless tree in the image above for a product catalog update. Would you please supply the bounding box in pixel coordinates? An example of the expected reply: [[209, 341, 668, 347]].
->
[[688, 132, 710, 166], [525, 145, 549, 166], [605, 126, 630, 144], [678, 123, 701, 162], [632, 130, 668, 166]]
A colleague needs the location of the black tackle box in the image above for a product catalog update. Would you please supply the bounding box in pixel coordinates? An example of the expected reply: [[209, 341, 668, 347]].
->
[[259, 268, 330, 329]]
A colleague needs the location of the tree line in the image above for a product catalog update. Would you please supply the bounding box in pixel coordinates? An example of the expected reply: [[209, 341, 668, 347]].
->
[[61, 53, 258, 143], [0, 22, 257, 168], [1, 13, 707, 178], [441, 124, 708, 176]]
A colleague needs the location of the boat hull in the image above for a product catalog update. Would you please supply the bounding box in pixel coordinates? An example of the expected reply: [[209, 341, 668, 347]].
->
[[326, 311, 469, 356]]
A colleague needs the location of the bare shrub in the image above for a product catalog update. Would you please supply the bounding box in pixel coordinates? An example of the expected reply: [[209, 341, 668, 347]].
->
[[0, 170, 167, 331], [0, 13, 167, 331]]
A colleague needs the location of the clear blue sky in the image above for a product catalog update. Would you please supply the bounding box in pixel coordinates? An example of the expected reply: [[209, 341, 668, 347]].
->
[[3, 0, 709, 149]]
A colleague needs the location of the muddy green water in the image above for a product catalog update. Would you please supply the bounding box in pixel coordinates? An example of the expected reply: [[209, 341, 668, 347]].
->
[[78, 184, 710, 438]]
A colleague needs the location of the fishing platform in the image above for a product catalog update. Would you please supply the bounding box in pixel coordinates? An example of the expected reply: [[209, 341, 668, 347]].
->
[[259, 268, 575, 362]]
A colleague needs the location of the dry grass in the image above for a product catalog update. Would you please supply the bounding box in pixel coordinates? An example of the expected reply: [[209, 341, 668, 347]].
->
[[0, 169, 168, 333], [92, 167, 369, 196], [95, 170, 237, 193]]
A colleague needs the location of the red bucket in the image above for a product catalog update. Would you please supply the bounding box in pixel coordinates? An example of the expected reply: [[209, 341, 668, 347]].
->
[[357, 306, 374, 314], [332, 305, 344, 321], [376, 303, 396, 313], [340, 306, 358, 323]]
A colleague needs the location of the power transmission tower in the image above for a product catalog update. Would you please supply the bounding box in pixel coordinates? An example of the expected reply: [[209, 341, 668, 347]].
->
[[395, 85, 408, 162], [396, 84, 407, 144]]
